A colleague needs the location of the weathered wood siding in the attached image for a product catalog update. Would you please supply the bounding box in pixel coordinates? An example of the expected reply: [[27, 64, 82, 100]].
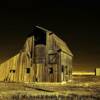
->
[[0, 36, 34, 82], [0, 54, 19, 81], [0, 27, 73, 82], [16, 36, 34, 82], [47, 33, 73, 82]]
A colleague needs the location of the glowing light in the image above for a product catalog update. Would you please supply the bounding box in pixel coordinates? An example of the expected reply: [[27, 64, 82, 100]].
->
[[96, 68, 100, 76], [72, 72, 95, 75]]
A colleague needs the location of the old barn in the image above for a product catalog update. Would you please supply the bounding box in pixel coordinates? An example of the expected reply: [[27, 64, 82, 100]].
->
[[0, 26, 73, 82]]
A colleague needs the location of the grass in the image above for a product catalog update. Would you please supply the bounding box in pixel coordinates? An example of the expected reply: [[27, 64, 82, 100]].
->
[[0, 76, 99, 99]]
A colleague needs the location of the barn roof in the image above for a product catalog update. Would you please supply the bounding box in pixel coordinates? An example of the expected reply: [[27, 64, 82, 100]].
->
[[0, 26, 73, 64], [33, 26, 73, 56], [52, 34, 73, 56]]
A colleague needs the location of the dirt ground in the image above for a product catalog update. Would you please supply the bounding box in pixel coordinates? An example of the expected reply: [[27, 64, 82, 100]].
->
[[0, 75, 99, 100]]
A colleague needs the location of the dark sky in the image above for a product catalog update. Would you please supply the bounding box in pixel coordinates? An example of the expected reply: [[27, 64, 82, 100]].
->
[[0, 1, 100, 72]]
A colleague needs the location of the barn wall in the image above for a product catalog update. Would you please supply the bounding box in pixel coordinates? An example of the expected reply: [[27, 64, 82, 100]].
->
[[0, 28, 73, 83], [16, 36, 34, 82], [61, 52, 72, 81], [47, 33, 73, 82], [0, 36, 35, 82], [0, 54, 19, 82], [34, 44, 46, 82], [46, 33, 60, 82]]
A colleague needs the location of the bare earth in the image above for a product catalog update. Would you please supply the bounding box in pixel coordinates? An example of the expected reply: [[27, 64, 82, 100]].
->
[[0, 76, 100, 100]]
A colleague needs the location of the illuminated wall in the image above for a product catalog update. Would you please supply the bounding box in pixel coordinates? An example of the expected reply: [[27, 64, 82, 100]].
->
[[96, 68, 100, 76]]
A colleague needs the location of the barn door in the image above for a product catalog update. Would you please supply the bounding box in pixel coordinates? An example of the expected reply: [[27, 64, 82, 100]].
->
[[48, 53, 58, 82]]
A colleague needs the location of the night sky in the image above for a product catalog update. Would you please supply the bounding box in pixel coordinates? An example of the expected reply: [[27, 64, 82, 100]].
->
[[0, 1, 100, 72]]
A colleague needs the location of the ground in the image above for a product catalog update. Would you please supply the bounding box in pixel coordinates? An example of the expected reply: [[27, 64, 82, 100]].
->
[[0, 76, 100, 100]]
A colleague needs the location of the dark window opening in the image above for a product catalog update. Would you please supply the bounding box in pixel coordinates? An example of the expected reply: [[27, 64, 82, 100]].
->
[[13, 70, 15, 73], [36, 78, 38, 82], [57, 49, 62, 52], [49, 68, 53, 74], [27, 26, 46, 45], [33, 28, 46, 45], [10, 70, 16, 73], [26, 68, 30, 73]]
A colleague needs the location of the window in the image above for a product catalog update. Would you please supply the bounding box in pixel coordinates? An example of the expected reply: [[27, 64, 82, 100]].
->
[[13, 70, 15, 73], [10, 70, 16, 73], [48, 54, 57, 64], [34, 28, 46, 45], [49, 68, 53, 74], [26, 68, 30, 73]]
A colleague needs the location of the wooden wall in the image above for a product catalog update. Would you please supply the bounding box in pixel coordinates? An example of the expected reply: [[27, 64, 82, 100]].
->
[[47, 33, 73, 82], [0, 30, 73, 82], [0, 36, 34, 82]]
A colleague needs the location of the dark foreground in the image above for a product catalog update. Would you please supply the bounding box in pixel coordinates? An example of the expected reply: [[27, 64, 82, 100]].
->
[[0, 76, 100, 100], [0, 94, 99, 100]]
